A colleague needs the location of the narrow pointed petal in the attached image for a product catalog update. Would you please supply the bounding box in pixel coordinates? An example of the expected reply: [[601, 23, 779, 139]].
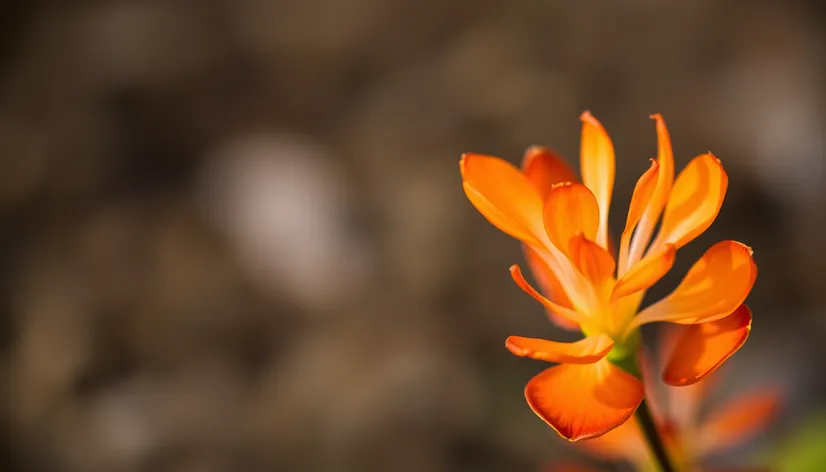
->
[[579, 112, 615, 249], [523, 245, 579, 330], [612, 244, 676, 300], [696, 388, 782, 456], [510, 265, 587, 327], [631, 241, 757, 328], [543, 182, 600, 256], [570, 233, 615, 284], [522, 146, 578, 198], [618, 159, 660, 275], [460, 153, 544, 245], [650, 153, 728, 251], [627, 114, 675, 266], [505, 335, 613, 364], [525, 359, 644, 441], [662, 305, 753, 386]]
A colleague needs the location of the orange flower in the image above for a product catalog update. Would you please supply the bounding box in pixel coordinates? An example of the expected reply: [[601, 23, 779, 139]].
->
[[460, 113, 757, 441], [572, 335, 782, 472]]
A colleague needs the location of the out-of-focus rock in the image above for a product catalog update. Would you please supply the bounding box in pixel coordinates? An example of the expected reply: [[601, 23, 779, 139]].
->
[[198, 134, 373, 314]]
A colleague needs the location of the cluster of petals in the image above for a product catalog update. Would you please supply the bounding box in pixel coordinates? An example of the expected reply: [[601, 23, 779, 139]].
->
[[460, 112, 757, 441], [563, 331, 781, 472]]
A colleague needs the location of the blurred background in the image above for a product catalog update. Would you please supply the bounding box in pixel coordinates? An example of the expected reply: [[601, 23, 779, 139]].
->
[[1, 1, 825, 471]]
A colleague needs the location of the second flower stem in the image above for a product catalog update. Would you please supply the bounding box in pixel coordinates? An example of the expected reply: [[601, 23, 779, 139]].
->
[[635, 398, 676, 472]]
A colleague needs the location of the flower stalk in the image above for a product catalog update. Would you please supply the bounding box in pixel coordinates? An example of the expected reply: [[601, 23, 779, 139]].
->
[[635, 398, 675, 472]]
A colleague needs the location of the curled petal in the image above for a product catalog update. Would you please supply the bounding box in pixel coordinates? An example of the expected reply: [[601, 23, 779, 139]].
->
[[525, 358, 644, 441], [627, 114, 675, 266], [650, 153, 728, 251], [570, 233, 616, 284], [543, 183, 600, 256], [696, 387, 782, 456], [580, 112, 615, 249], [460, 153, 544, 245], [523, 245, 579, 330], [522, 146, 578, 199], [618, 159, 660, 275], [612, 244, 676, 300], [510, 265, 588, 327], [662, 305, 752, 386], [505, 334, 613, 364], [630, 241, 757, 328]]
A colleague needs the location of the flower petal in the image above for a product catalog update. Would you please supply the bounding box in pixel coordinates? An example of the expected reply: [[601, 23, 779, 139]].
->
[[523, 245, 579, 330], [618, 159, 660, 275], [510, 265, 588, 328], [460, 153, 544, 245], [570, 233, 615, 284], [525, 358, 645, 441], [543, 182, 600, 256], [650, 153, 728, 251], [579, 112, 615, 249], [505, 334, 613, 364], [696, 387, 782, 456], [549, 465, 600, 472], [612, 244, 676, 300], [522, 146, 578, 199], [577, 416, 650, 466], [627, 114, 675, 267], [662, 305, 752, 386], [630, 241, 757, 328]]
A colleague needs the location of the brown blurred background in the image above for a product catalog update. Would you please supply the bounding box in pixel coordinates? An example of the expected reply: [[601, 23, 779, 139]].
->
[[1, 1, 825, 471]]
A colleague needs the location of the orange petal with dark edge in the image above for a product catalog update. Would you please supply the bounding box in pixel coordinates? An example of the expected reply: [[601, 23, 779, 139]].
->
[[525, 358, 645, 441], [510, 265, 588, 328], [631, 241, 757, 328], [505, 334, 613, 364], [662, 305, 752, 386], [570, 233, 615, 284], [523, 244, 579, 331], [543, 182, 600, 256], [612, 244, 676, 300], [627, 114, 675, 267], [696, 387, 782, 456], [618, 159, 659, 275], [650, 153, 728, 252], [460, 153, 544, 245], [522, 146, 578, 199], [579, 112, 615, 249]]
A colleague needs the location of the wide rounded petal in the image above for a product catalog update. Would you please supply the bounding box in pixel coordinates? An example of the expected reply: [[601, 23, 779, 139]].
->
[[630, 241, 757, 328], [661, 305, 752, 386], [650, 153, 728, 251], [627, 114, 675, 267], [543, 182, 600, 256], [523, 245, 579, 330], [510, 265, 588, 328], [612, 244, 676, 300], [696, 387, 782, 456], [522, 146, 578, 199], [570, 233, 615, 284], [579, 112, 615, 249], [525, 358, 644, 441], [505, 334, 613, 364], [618, 159, 660, 276], [460, 153, 544, 245]]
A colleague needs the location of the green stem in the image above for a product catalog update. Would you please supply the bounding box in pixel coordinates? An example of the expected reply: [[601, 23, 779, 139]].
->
[[635, 398, 676, 472]]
